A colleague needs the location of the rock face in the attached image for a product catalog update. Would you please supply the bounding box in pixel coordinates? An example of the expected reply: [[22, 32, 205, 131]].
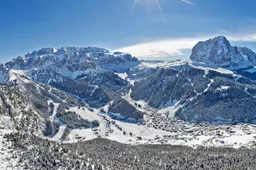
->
[[6, 47, 140, 73], [239, 47, 256, 66], [190, 36, 256, 69], [0, 64, 11, 85]]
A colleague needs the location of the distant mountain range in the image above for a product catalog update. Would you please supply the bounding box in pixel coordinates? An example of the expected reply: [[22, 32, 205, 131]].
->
[[1, 36, 256, 138]]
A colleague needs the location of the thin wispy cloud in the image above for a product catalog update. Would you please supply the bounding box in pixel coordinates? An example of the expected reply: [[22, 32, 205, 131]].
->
[[228, 34, 256, 42], [181, 0, 194, 5], [115, 33, 256, 60], [116, 38, 199, 59]]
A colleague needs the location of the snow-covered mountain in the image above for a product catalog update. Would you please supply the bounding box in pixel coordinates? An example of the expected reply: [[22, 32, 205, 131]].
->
[[2, 36, 256, 166], [5, 47, 144, 120], [190, 36, 256, 70], [2, 37, 256, 127], [6, 47, 140, 73], [3, 37, 256, 124]]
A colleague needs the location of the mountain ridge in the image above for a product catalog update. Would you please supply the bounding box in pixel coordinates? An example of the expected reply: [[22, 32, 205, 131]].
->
[[1, 36, 256, 150]]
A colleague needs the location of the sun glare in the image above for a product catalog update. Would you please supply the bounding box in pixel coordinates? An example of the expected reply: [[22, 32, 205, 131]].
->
[[132, 0, 165, 19], [132, 0, 163, 12]]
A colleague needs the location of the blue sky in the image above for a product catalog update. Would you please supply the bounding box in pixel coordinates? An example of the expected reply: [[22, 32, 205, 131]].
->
[[1, 0, 256, 62]]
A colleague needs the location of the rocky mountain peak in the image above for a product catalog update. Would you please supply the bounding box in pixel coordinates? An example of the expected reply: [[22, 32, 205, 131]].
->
[[6, 47, 141, 73], [190, 36, 256, 70]]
